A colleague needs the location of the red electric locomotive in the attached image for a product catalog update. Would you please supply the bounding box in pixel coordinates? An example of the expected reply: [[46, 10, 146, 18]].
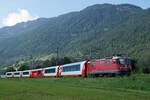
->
[[87, 56, 131, 76]]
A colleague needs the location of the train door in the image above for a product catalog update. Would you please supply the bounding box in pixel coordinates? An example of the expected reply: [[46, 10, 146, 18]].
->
[[56, 66, 59, 77], [37, 69, 44, 77], [82, 61, 88, 77], [31, 70, 38, 78], [58, 65, 63, 77]]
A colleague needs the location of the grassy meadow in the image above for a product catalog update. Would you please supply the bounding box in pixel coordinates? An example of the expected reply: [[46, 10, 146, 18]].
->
[[0, 74, 150, 100]]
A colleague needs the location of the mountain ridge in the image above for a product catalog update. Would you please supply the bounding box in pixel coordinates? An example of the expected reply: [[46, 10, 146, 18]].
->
[[0, 3, 150, 67]]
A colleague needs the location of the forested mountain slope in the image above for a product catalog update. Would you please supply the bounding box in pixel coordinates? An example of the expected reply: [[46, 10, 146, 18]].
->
[[0, 4, 150, 66]]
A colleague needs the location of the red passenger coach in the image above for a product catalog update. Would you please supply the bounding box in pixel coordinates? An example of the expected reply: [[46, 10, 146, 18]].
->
[[31, 68, 44, 78], [87, 56, 132, 76]]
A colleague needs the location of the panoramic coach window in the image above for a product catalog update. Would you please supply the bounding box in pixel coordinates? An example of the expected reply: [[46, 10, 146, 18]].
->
[[62, 64, 80, 72], [7, 73, 12, 75], [45, 68, 56, 73], [23, 72, 29, 75], [14, 72, 20, 75]]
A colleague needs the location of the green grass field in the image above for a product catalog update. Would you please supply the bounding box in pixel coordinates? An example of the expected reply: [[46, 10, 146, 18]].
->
[[0, 74, 150, 100]]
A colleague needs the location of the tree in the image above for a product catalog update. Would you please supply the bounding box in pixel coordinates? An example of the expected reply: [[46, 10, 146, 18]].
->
[[42, 60, 51, 67], [60, 57, 72, 65], [35, 65, 42, 69], [18, 65, 30, 71], [42, 57, 72, 67], [136, 51, 150, 73], [6, 67, 16, 72]]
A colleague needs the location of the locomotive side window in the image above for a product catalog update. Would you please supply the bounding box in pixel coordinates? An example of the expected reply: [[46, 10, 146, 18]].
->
[[92, 62, 95, 67], [62, 64, 80, 72], [14, 72, 20, 75], [105, 60, 110, 65], [45, 68, 56, 73], [23, 72, 29, 75]]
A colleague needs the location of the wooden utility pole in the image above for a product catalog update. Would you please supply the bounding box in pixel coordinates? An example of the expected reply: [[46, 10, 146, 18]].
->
[[56, 47, 59, 65], [90, 47, 92, 60]]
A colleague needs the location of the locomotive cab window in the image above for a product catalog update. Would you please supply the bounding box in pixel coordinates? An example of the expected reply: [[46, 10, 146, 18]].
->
[[126, 58, 131, 65], [116, 59, 120, 64], [119, 58, 124, 64], [116, 58, 124, 64]]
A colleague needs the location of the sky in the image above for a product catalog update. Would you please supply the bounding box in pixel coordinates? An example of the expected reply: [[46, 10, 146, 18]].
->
[[0, 0, 150, 28]]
